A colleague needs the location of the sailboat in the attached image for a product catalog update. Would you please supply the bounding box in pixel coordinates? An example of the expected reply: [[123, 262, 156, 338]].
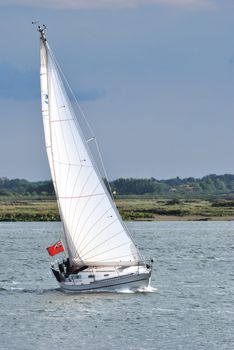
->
[[38, 25, 153, 292]]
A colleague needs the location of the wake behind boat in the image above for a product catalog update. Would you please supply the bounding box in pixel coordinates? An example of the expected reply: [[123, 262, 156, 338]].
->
[[38, 25, 153, 292]]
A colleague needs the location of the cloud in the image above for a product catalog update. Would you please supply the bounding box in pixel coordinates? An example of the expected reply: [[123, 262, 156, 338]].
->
[[0, 63, 104, 101], [0, 0, 216, 10]]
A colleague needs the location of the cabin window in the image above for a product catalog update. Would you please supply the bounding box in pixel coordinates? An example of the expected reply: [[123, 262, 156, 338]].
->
[[104, 274, 109, 277], [71, 275, 81, 279], [88, 274, 94, 278]]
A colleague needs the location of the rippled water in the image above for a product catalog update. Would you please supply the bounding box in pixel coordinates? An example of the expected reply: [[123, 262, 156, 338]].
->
[[0, 221, 233, 350]]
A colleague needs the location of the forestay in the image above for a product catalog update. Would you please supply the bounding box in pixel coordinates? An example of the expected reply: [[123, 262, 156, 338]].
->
[[39, 35, 141, 266]]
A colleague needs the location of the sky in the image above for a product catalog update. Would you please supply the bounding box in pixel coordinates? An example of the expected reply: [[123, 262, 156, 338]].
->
[[0, 0, 234, 181]]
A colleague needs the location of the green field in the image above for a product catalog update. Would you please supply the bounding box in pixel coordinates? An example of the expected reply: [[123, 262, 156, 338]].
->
[[116, 198, 234, 221], [0, 198, 233, 221], [1, 175, 234, 221], [0, 200, 59, 221]]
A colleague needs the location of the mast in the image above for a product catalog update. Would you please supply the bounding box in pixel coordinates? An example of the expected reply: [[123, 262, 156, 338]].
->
[[38, 26, 142, 267], [38, 25, 75, 261], [38, 24, 47, 42]]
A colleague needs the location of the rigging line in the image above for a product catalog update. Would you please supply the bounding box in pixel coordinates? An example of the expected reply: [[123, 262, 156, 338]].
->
[[84, 241, 134, 261], [69, 167, 95, 237], [72, 191, 110, 247], [64, 165, 71, 220], [68, 167, 93, 238], [94, 141, 114, 201], [49, 49, 84, 228], [47, 42, 140, 259], [47, 47, 80, 260], [51, 49, 95, 138], [48, 46, 83, 164], [50, 47, 97, 234], [61, 73, 137, 248], [81, 230, 124, 260], [117, 216, 141, 259], [71, 181, 105, 248], [52, 99, 84, 166], [74, 195, 106, 247], [52, 42, 139, 254], [96, 144, 141, 253], [67, 165, 82, 231], [52, 68, 73, 221], [76, 205, 114, 252], [78, 217, 118, 257], [51, 48, 115, 206], [51, 49, 117, 237]]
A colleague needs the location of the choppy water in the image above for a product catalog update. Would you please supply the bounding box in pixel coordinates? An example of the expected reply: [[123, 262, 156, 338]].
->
[[0, 221, 233, 350]]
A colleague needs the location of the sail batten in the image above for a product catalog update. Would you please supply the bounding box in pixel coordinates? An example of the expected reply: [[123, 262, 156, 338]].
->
[[58, 193, 105, 199], [39, 36, 141, 266]]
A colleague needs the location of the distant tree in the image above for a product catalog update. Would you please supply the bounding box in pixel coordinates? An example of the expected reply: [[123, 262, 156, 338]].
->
[[1, 174, 234, 199]]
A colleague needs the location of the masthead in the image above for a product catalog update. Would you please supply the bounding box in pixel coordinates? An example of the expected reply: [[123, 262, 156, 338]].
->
[[37, 24, 47, 41]]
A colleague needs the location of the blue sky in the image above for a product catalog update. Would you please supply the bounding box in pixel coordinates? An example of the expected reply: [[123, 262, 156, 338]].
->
[[0, 0, 234, 180]]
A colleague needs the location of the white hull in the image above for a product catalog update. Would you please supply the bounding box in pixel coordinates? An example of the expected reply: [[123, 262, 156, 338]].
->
[[52, 264, 152, 293], [60, 273, 151, 293]]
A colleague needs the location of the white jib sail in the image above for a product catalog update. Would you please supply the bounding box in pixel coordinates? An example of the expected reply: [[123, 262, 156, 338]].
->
[[39, 36, 141, 266]]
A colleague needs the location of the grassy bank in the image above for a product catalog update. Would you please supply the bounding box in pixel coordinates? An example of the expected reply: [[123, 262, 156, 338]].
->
[[0, 198, 234, 221], [116, 198, 234, 221], [0, 200, 59, 221]]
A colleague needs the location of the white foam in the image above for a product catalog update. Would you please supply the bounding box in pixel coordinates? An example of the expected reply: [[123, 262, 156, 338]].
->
[[115, 288, 135, 294], [106, 285, 158, 294], [136, 285, 158, 293]]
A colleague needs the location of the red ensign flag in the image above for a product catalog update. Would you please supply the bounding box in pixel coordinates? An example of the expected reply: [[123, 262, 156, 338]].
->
[[46, 240, 64, 256]]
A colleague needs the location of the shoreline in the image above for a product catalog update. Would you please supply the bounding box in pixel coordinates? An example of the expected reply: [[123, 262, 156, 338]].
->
[[0, 217, 233, 222], [128, 216, 234, 222]]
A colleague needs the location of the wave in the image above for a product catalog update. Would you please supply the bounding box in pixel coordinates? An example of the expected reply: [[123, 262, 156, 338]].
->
[[0, 286, 60, 294], [112, 285, 157, 293], [136, 285, 158, 293]]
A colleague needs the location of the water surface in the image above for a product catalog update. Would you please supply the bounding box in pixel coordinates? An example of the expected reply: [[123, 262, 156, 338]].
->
[[0, 221, 233, 349]]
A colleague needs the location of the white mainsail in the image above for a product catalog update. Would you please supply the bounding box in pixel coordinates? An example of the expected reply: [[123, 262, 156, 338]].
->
[[39, 32, 141, 267]]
